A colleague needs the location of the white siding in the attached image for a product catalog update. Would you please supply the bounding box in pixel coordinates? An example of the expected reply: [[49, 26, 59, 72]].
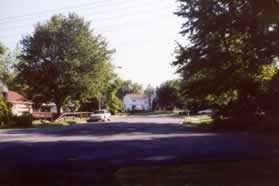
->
[[11, 103, 33, 116], [123, 95, 151, 112]]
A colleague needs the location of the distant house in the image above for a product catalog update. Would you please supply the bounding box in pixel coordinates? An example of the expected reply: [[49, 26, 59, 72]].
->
[[6, 91, 33, 116], [123, 94, 153, 112], [33, 102, 62, 113], [0, 80, 33, 116]]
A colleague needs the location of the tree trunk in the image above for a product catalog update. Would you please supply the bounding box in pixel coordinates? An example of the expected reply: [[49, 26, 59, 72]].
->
[[56, 102, 62, 115]]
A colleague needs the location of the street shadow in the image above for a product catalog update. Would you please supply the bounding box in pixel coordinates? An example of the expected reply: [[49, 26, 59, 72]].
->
[[0, 121, 276, 185], [2, 122, 221, 137]]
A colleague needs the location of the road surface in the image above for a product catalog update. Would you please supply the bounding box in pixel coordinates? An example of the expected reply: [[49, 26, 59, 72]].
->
[[0, 115, 278, 185]]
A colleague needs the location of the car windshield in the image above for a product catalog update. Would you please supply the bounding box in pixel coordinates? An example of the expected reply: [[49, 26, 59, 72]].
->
[[94, 111, 105, 114]]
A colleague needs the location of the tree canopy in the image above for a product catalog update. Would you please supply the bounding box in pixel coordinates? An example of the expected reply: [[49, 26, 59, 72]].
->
[[116, 80, 143, 99], [0, 45, 26, 94], [17, 13, 114, 113], [174, 0, 279, 117], [156, 80, 183, 110]]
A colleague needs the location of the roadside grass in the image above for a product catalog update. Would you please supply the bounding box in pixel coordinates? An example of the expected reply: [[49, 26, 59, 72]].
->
[[183, 115, 279, 133], [115, 159, 279, 186], [183, 114, 213, 128], [1, 113, 127, 129], [32, 117, 88, 128]]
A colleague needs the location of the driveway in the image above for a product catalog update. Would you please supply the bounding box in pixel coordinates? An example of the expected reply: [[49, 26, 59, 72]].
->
[[0, 115, 278, 185]]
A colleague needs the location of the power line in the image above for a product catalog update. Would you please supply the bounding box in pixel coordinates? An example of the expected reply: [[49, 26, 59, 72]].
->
[[0, 0, 169, 25], [0, 13, 177, 38], [0, 2, 175, 37], [0, 4, 172, 28], [0, 0, 118, 22], [0, 1, 124, 24]]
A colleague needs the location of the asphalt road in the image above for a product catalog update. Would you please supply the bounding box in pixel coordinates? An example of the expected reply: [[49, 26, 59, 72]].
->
[[0, 115, 278, 185]]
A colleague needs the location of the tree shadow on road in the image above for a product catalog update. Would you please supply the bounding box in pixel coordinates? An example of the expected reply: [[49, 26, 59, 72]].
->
[[0, 121, 277, 186]]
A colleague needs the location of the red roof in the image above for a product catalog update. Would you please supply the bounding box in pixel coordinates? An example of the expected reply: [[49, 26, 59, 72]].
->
[[126, 94, 147, 99], [7, 91, 32, 104]]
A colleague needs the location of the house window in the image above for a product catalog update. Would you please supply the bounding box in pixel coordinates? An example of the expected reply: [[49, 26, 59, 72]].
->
[[132, 99, 136, 102]]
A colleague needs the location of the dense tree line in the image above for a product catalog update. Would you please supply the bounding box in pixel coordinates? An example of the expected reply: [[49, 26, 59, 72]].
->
[[174, 0, 279, 124]]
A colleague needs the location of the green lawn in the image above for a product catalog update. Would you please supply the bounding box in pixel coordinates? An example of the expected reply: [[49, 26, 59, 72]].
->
[[115, 159, 279, 186], [184, 115, 213, 127], [32, 117, 88, 128]]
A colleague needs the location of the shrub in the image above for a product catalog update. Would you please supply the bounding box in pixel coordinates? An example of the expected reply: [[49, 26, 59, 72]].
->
[[107, 95, 123, 115], [10, 114, 33, 128], [0, 96, 11, 126]]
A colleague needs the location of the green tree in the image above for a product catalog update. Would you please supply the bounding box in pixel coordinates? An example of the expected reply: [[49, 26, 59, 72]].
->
[[0, 45, 27, 95], [17, 13, 114, 114], [174, 0, 279, 118], [106, 78, 123, 114], [144, 85, 155, 97], [156, 80, 183, 110], [116, 80, 143, 99], [0, 96, 11, 126], [0, 42, 4, 55]]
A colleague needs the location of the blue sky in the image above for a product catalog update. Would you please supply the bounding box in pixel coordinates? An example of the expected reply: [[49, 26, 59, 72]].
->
[[0, 0, 184, 87]]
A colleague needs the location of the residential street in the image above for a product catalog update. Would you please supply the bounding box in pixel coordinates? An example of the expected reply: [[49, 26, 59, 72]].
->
[[0, 115, 278, 185]]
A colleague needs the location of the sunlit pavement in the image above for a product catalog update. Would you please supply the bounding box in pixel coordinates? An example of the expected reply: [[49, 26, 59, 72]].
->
[[0, 115, 278, 185]]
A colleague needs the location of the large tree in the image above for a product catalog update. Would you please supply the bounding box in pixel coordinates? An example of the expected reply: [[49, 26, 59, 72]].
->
[[174, 0, 279, 117], [18, 13, 114, 114], [105, 77, 123, 114], [156, 80, 183, 110], [0, 45, 27, 94]]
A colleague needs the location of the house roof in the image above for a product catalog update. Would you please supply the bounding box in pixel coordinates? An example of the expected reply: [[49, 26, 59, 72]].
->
[[7, 91, 32, 104], [126, 93, 148, 99]]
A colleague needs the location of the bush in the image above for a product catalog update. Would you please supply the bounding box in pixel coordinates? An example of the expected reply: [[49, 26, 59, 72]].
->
[[107, 95, 123, 115], [0, 97, 11, 126], [10, 114, 33, 128]]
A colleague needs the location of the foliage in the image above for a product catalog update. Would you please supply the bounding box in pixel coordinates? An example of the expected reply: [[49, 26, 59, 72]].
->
[[0, 96, 11, 126], [9, 114, 33, 128], [0, 45, 28, 95], [17, 13, 114, 114], [63, 99, 81, 112], [106, 78, 123, 114], [174, 0, 279, 119], [79, 98, 99, 112], [107, 94, 123, 115], [156, 80, 183, 110], [0, 42, 5, 55], [116, 80, 143, 99], [144, 85, 155, 97]]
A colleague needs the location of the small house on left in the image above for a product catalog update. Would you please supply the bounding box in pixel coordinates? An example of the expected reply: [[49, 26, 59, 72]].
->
[[0, 81, 33, 116]]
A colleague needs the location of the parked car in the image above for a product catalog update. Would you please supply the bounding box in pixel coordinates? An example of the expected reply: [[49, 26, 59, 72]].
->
[[88, 110, 111, 122], [197, 109, 213, 115]]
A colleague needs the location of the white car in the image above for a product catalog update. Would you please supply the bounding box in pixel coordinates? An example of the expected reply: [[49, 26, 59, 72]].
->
[[88, 110, 111, 122], [197, 109, 213, 115]]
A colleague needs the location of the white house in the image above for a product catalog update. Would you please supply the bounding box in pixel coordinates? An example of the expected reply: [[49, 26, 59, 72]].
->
[[123, 94, 152, 112], [0, 81, 33, 116], [7, 91, 33, 116], [33, 103, 63, 113]]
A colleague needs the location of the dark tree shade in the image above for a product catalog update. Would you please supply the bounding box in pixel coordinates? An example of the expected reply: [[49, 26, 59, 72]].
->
[[156, 80, 183, 110], [174, 0, 279, 116]]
